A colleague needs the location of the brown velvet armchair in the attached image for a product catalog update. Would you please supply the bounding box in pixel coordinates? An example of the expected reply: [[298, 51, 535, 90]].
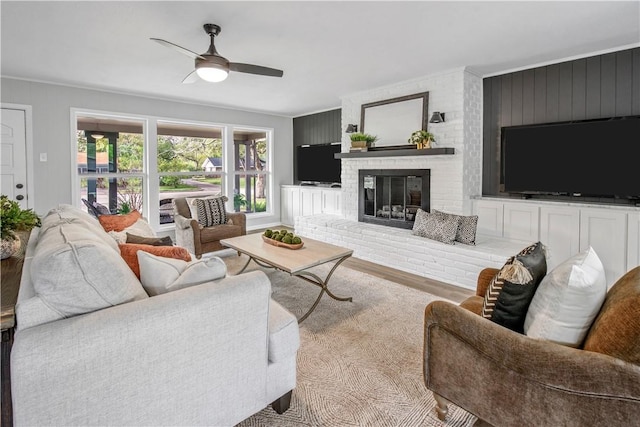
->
[[173, 197, 246, 258], [423, 266, 640, 427]]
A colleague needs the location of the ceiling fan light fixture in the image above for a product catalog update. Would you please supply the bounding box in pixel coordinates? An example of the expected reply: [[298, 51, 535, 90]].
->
[[196, 65, 229, 82]]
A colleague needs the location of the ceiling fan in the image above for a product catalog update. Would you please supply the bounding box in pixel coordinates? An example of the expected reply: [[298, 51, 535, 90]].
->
[[151, 23, 284, 83]]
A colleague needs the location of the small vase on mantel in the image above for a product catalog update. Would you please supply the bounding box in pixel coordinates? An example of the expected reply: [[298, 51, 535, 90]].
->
[[1, 237, 21, 260]]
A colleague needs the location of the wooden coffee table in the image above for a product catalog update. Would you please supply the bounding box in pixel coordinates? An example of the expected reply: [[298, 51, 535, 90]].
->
[[220, 233, 353, 322]]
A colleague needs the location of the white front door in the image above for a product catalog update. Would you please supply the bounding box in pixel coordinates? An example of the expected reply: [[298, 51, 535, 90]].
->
[[1, 108, 29, 208]]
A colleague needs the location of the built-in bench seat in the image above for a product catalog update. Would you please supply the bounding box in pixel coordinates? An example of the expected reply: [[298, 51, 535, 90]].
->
[[295, 214, 528, 290]]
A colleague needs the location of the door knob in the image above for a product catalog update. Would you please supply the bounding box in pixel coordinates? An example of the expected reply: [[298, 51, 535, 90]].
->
[[16, 183, 24, 189], [16, 195, 24, 200]]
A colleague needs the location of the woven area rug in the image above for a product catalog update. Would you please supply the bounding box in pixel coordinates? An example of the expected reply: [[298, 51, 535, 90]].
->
[[218, 252, 477, 427]]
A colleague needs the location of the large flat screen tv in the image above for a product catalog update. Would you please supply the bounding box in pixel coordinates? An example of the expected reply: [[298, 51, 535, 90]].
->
[[297, 143, 341, 184], [501, 116, 640, 200]]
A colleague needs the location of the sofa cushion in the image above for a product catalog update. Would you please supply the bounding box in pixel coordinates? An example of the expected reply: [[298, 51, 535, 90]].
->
[[199, 224, 244, 243], [107, 218, 156, 244], [268, 300, 300, 362], [460, 295, 484, 315], [27, 222, 148, 327], [137, 251, 227, 296], [126, 233, 173, 246], [524, 247, 607, 347], [482, 242, 547, 333], [412, 209, 460, 245], [583, 266, 640, 364], [432, 210, 479, 245], [41, 204, 119, 252], [119, 243, 191, 279], [98, 210, 142, 232], [195, 196, 228, 227]]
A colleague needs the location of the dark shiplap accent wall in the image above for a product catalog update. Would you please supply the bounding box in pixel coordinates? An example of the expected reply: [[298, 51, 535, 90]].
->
[[483, 47, 640, 199], [292, 108, 341, 184]]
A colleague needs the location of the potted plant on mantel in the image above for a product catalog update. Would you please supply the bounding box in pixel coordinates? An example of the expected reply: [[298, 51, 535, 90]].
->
[[0, 194, 41, 259], [408, 130, 436, 149], [350, 132, 378, 149]]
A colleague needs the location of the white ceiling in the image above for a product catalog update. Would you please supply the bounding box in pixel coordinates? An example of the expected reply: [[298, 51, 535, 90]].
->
[[2, 1, 639, 117]]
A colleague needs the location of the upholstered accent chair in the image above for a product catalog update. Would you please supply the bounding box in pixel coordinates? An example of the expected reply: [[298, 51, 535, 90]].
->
[[423, 266, 640, 426], [173, 196, 246, 258]]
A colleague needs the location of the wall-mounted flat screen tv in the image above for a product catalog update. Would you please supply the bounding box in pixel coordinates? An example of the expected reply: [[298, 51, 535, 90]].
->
[[501, 116, 640, 200], [297, 143, 341, 184]]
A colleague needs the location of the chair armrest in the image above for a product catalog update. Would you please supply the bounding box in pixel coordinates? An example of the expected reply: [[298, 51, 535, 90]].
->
[[423, 301, 640, 425], [476, 267, 499, 297], [174, 213, 196, 230], [11, 271, 274, 426], [228, 212, 247, 235]]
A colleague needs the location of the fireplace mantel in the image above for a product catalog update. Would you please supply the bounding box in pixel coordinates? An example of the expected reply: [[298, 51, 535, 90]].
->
[[335, 147, 454, 159]]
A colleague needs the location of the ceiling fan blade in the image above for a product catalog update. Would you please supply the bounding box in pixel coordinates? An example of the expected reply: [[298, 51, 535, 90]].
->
[[229, 63, 283, 78], [182, 70, 199, 84], [151, 38, 206, 60]]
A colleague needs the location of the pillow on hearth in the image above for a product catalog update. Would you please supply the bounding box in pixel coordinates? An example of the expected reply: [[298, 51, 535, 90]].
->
[[411, 208, 460, 245], [98, 210, 142, 232], [195, 196, 228, 227], [119, 243, 191, 279], [432, 210, 479, 245], [524, 247, 606, 347], [126, 233, 173, 246], [137, 251, 227, 296], [108, 218, 156, 244], [481, 241, 547, 333]]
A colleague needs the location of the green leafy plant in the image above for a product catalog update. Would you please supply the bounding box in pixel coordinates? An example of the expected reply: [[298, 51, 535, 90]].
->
[[408, 130, 435, 145], [0, 195, 41, 240], [234, 193, 247, 211], [349, 132, 378, 144]]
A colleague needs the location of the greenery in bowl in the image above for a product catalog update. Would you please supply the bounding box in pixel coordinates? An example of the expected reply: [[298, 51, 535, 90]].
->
[[0, 195, 41, 240], [408, 130, 436, 145]]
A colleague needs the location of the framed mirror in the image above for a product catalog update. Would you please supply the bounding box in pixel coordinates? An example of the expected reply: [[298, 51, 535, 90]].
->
[[360, 92, 429, 147]]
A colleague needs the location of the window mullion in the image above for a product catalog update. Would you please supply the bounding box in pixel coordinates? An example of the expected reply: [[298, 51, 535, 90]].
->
[[146, 119, 159, 229]]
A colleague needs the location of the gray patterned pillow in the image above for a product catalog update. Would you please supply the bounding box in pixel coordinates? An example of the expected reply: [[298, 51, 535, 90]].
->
[[432, 210, 478, 245], [411, 209, 461, 245], [195, 196, 228, 227]]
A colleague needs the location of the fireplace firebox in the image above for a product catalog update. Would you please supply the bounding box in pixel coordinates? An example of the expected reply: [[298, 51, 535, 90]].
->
[[358, 169, 430, 229]]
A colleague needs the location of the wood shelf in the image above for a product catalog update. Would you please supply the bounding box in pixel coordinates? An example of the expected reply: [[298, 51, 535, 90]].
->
[[335, 147, 455, 159]]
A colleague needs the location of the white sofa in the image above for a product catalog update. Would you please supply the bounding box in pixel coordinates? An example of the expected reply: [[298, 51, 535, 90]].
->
[[11, 204, 300, 426]]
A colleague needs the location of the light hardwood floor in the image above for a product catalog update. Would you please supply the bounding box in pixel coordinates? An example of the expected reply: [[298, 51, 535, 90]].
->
[[251, 226, 474, 304]]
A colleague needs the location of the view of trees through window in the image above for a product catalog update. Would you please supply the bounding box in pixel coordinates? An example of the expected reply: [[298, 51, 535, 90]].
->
[[76, 115, 271, 226]]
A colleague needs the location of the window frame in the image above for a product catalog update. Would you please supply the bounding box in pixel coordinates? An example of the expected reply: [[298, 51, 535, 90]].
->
[[71, 108, 274, 231]]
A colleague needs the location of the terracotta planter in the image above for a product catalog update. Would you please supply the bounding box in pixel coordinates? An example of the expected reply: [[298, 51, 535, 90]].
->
[[1, 236, 21, 260]]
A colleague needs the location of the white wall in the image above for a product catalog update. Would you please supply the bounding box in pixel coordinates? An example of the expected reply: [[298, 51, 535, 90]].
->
[[339, 68, 483, 218], [1, 78, 293, 228]]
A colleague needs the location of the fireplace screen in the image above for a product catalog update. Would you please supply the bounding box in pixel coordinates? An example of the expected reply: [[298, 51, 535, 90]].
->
[[359, 169, 430, 229]]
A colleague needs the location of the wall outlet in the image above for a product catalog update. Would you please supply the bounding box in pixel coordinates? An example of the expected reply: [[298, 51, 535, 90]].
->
[[39, 153, 47, 162]]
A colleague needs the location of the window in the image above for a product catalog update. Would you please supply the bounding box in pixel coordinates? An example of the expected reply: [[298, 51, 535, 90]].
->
[[233, 129, 270, 214], [75, 116, 144, 214], [74, 111, 273, 228], [157, 122, 224, 224]]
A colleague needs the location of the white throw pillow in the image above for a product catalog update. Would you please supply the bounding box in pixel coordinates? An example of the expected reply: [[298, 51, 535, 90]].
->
[[108, 218, 156, 244], [137, 251, 227, 296], [524, 246, 607, 347]]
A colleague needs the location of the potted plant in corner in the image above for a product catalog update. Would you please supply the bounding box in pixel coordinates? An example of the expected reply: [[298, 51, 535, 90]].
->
[[350, 132, 378, 149], [0, 194, 41, 259], [408, 130, 436, 149]]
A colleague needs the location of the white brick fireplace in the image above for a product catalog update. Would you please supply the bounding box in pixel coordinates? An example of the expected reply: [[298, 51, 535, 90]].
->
[[340, 67, 483, 217]]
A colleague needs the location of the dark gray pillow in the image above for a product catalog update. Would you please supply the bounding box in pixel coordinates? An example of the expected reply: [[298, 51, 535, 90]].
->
[[411, 209, 460, 245], [432, 210, 478, 245], [482, 241, 547, 334], [126, 233, 173, 247]]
